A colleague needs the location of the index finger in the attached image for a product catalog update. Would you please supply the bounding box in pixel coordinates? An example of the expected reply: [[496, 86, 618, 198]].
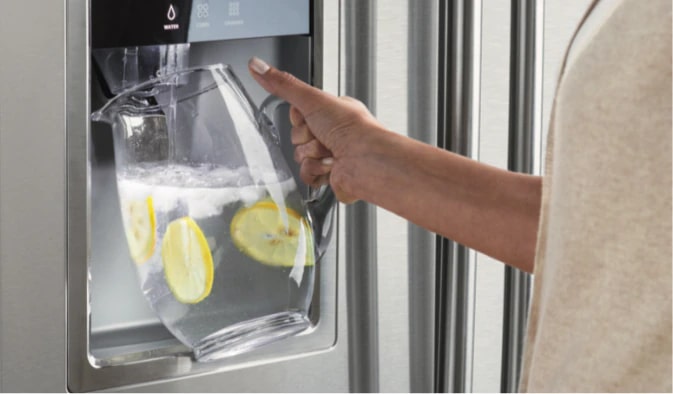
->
[[248, 57, 328, 116]]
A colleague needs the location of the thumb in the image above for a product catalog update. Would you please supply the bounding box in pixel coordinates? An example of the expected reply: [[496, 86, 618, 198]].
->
[[248, 57, 326, 115]]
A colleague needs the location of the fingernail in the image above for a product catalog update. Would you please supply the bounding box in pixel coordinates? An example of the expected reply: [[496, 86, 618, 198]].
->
[[322, 157, 334, 166], [249, 57, 270, 74]]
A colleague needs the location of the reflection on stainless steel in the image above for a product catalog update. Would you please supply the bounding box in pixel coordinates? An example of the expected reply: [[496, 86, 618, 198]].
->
[[407, 1, 439, 392], [501, 0, 543, 392], [435, 0, 480, 392], [344, 0, 380, 393]]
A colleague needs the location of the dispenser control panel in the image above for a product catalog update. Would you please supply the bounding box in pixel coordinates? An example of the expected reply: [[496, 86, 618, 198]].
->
[[92, 0, 310, 48]]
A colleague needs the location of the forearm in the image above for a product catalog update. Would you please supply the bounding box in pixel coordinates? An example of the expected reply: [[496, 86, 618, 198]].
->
[[337, 126, 542, 273], [249, 61, 541, 271]]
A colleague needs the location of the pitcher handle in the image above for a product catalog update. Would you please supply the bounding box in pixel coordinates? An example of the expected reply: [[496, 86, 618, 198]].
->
[[258, 95, 333, 204], [258, 94, 336, 258]]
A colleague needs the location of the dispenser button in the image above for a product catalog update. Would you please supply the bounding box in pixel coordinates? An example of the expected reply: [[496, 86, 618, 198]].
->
[[196, 2, 209, 19], [228, 1, 240, 17], [164, 3, 180, 30]]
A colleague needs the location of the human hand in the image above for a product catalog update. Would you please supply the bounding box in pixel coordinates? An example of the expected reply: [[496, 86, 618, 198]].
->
[[248, 56, 382, 203]]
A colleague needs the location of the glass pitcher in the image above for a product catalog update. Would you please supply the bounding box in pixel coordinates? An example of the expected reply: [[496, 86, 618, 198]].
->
[[91, 64, 335, 362]]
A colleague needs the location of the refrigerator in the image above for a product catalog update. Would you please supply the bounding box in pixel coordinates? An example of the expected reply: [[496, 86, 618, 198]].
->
[[0, 0, 592, 392]]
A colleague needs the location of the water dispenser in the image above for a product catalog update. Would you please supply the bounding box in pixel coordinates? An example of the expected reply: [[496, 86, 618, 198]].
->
[[66, 0, 338, 391]]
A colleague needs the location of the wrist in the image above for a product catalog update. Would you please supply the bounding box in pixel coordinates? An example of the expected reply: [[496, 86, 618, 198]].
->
[[329, 121, 395, 202], [330, 117, 389, 159]]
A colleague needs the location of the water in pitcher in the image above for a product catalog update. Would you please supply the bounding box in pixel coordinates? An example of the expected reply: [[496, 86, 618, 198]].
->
[[116, 163, 316, 357]]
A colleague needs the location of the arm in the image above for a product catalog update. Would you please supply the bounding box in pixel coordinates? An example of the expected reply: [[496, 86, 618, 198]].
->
[[249, 57, 541, 272], [337, 125, 541, 272]]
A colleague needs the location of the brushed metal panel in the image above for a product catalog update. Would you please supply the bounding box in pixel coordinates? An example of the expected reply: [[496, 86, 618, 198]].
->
[[342, 2, 441, 392], [435, 1, 480, 391], [0, 0, 67, 391], [473, 1, 510, 390], [376, 2, 412, 392], [501, 0, 543, 390], [343, 1, 381, 392], [407, 1, 438, 392], [320, 1, 340, 96]]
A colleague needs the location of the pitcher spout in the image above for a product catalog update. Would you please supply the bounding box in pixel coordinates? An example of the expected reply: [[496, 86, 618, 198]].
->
[[91, 88, 161, 125], [91, 106, 112, 124]]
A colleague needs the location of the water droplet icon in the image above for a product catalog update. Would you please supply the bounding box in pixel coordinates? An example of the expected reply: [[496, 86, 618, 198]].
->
[[167, 4, 177, 21]]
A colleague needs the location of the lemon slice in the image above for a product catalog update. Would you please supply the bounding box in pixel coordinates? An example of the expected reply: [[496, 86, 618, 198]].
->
[[161, 217, 214, 304], [231, 201, 315, 267], [120, 197, 156, 264]]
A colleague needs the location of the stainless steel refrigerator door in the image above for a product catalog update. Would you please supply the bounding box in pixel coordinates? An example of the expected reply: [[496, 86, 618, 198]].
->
[[0, 0, 348, 391]]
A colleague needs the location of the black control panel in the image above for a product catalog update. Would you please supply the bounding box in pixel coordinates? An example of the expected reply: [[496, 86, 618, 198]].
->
[[92, 0, 191, 48], [91, 0, 311, 49]]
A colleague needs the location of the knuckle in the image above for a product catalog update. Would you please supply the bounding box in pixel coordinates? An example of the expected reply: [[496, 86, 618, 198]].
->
[[291, 127, 301, 144], [276, 71, 297, 89], [302, 158, 327, 177], [339, 96, 368, 111], [292, 125, 312, 145], [294, 144, 311, 162], [290, 127, 303, 144], [329, 167, 352, 199], [306, 140, 328, 159], [305, 140, 319, 156], [299, 165, 316, 184], [317, 142, 331, 157], [289, 106, 304, 126]]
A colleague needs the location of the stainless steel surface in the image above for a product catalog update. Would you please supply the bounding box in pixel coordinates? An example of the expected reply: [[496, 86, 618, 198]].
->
[[435, 0, 480, 391], [472, 1, 511, 391], [343, 0, 380, 392], [312, 0, 326, 91], [407, 1, 438, 392], [0, 1, 68, 391], [501, 0, 543, 391]]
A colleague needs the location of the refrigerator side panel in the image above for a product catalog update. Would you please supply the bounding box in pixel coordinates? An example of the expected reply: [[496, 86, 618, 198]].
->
[[0, 1, 68, 391]]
